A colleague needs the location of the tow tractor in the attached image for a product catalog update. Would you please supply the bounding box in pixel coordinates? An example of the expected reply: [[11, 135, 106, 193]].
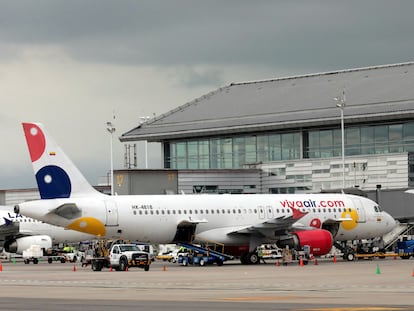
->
[[395, 236, 414, 259]]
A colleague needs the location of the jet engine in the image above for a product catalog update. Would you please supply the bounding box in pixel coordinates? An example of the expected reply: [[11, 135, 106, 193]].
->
[[4, 235, 52, 254], [277, 229, 333, 256]]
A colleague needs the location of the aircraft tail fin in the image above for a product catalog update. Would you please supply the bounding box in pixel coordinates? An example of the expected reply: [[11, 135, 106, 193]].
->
[[3, 217, 12, 226], [22, 122, 101, 199]]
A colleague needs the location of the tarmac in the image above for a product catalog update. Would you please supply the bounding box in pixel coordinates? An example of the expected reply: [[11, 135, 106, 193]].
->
[[0, 256, 413, 310]]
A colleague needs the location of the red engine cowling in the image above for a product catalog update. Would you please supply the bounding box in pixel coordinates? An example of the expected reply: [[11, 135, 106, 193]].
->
[[277, 229, 333, 256]]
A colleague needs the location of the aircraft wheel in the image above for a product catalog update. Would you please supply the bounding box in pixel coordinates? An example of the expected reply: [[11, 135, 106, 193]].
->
[[240, 253, 248, 264], [345, 252, 355, 261], [248, 252, 260, 265], [24, 259, 30, 264], [119, 257, 128, 271], [48, 257, 53, 264], [33, 258, 39, 264], [144, 265, 150, 271]]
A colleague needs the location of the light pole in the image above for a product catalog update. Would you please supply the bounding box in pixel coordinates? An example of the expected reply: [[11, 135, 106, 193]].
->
[[140, 116, 150, 169], [334, 90, 346, 189], [106, 121, 116, 195]]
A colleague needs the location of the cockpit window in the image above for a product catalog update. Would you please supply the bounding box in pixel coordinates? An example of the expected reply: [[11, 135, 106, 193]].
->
[[374, 205, 381, 212]]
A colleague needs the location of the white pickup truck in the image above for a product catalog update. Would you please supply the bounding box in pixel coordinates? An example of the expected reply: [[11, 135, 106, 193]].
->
[[89, 243, 151, 272]]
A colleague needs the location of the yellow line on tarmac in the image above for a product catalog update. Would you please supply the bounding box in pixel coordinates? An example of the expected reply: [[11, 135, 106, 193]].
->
[[302, 308, 407, 311], [223, 296, 306, 301]]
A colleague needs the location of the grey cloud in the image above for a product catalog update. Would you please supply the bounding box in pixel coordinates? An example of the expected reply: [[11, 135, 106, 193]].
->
[[1, 0, 414, 72]]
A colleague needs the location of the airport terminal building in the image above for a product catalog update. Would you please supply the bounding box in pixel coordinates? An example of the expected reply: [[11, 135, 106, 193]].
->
[[119, 62, 414, 221]]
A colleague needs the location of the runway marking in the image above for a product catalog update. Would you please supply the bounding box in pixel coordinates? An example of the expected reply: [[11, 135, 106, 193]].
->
[[223, 296, 306, 301], [302, 308, 407, 311]]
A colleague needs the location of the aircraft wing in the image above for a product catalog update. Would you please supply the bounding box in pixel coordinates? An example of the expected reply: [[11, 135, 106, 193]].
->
[[228, 211, 307, 237]]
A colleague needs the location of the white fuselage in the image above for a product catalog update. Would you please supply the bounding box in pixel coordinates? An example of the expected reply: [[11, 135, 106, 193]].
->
[[17, 193, 396, 246]]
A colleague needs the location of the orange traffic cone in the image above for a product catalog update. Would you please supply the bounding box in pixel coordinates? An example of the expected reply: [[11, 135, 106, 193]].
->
[[314, 258, 318, 265], [126, 266, 129, 271], [333, 255, 337, 263], [412, 269, 414, 277], [109, 267, 113, 272], [163, 265, 167, 271], [299, 256, 304, 267], [73, 264, 77, 272], [0, 261, 3, 272], [276, 260, 280, 267]]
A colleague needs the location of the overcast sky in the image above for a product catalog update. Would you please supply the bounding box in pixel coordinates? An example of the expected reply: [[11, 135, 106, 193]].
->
[[1, 0, 414, 190]]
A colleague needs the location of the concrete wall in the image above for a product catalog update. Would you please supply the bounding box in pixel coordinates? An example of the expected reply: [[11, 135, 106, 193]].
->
[[114, 170, 178, 195]]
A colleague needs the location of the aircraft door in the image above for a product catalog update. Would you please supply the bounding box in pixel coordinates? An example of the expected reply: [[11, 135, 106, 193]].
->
[[352, 197, 366, 223], [172, 222, 197, 243], [105, 200, 119, 226]]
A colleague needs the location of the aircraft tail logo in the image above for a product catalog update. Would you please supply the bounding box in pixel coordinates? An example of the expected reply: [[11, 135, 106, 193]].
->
[[22, 122, 100, 199]]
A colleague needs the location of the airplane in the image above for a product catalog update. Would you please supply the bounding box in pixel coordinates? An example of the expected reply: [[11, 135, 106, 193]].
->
[[0, 205, 94, 255], [14, 122, 396, 264]]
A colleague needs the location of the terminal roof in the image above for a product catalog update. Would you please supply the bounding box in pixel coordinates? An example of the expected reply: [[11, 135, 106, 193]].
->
[[120, 62, 414, 142]]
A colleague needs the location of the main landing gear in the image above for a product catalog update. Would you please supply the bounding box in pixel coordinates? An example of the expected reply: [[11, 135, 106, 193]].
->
[[240, 251, 260, 265]]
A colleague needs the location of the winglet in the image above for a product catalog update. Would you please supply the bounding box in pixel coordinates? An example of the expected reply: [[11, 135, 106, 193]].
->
[[22, 122, 101, 199]]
